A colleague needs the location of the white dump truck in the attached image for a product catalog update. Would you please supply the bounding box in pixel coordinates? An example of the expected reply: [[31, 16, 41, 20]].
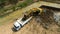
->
[[13, 7, 43, 31], [13, 16, 32, 31]]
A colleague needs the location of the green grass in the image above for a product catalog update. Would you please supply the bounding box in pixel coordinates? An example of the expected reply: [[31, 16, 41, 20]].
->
[[0, 0, 33, 17]]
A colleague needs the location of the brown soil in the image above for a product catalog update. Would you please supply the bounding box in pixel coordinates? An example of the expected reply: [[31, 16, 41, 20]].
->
[[0, 17, 60, 34], [0, 1, 60, 34]]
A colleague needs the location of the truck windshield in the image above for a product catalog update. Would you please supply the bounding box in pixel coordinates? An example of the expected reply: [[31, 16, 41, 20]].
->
[[14, 25, 19, 28]]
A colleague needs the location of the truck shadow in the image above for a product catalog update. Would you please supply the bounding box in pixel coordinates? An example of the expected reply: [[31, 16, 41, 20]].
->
[[11, 27, 18, 32]]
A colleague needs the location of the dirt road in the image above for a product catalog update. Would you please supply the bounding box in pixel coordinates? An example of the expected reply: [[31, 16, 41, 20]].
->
[[0, 1, 60, 34], [0, 18, 44, 34]]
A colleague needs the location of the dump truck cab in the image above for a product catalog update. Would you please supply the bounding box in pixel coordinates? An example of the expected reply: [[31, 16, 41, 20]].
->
[[13, 21, 22, 30]]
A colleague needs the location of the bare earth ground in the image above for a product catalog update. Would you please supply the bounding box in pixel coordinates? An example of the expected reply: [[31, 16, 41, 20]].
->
[[0, 1, 60, 34], [0, 18, 60, 34]]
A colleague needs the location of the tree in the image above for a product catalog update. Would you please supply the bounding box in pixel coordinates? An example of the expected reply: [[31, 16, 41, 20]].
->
[[0, 0, 6, 8]]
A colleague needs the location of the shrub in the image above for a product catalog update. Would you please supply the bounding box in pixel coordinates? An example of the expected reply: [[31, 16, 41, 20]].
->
[[18, 2, 27, 8], [25, 0, 33, 3], [8, 0, 18, 5]]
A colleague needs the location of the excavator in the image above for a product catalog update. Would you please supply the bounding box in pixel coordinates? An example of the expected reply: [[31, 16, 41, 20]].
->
[[13, 7, 44, 31], [22, 8, 43, 21]]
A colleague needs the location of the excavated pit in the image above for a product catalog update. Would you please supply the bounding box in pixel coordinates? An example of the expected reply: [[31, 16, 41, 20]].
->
[[35, 5, 60, 29]]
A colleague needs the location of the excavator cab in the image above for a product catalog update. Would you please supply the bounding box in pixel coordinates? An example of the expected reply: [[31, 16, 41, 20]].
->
[[31, 8, 43, 16], [22, 15, 28, 21], [32, 9, 40, 16], [22, 10, 31, 21], [22, 8, 43, 21]]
